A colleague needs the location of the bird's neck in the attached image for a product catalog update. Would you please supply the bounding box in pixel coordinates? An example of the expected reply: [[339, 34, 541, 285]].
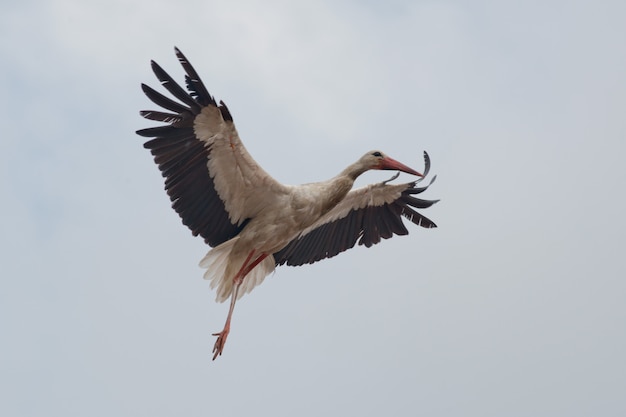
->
[[339, 160, 369, 181]]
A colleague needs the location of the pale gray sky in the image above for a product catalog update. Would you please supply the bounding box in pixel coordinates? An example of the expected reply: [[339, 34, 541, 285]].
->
[[1, 1, 625, 416]]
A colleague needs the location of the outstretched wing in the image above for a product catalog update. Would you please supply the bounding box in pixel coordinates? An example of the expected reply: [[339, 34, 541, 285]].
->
[[273, 156, 438, 266], [137, 47, 287, 247]]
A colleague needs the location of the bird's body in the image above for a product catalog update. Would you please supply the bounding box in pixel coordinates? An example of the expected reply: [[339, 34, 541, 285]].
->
[[138, 48, 439, 359]]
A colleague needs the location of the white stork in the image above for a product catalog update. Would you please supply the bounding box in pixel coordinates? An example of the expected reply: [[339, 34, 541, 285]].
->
[[137, 48, 439, 360]]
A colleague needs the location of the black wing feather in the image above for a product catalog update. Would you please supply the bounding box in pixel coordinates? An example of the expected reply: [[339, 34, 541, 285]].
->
[[150, 60, 203, 112], [140, 83, 191, 115], [174, 47, 215, 107]]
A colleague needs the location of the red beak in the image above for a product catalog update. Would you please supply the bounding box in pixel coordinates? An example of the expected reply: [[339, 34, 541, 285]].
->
[[379, 156, 423, 177]]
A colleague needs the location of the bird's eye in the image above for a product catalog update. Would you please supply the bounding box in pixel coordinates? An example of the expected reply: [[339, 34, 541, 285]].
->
[[372, 151, 382, 157]]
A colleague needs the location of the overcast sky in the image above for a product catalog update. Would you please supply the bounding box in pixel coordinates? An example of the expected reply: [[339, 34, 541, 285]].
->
[[2, 1, 625, 416]]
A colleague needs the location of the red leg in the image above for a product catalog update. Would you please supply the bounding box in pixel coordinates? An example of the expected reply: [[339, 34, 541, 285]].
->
[[212, 251, 269, 360]]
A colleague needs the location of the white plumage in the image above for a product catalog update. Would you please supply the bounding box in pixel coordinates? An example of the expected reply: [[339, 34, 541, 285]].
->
[[200, 237, 275, 303]]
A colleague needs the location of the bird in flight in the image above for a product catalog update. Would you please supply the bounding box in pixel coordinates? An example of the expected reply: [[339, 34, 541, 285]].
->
[[137, 48, 439, 360]]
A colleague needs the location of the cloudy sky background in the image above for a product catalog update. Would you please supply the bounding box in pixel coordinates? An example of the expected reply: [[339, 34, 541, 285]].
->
[[2, 1, 625, 416]]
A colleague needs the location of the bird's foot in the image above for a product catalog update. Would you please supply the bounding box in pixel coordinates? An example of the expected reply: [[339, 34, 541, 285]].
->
[[212, 328, 230, 360]]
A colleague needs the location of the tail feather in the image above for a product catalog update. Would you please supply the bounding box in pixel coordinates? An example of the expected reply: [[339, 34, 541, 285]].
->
[[199, 237, 275, 303]]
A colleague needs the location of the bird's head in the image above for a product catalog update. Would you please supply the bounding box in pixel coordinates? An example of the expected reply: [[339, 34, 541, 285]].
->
[[365, 150, 424, 177]]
